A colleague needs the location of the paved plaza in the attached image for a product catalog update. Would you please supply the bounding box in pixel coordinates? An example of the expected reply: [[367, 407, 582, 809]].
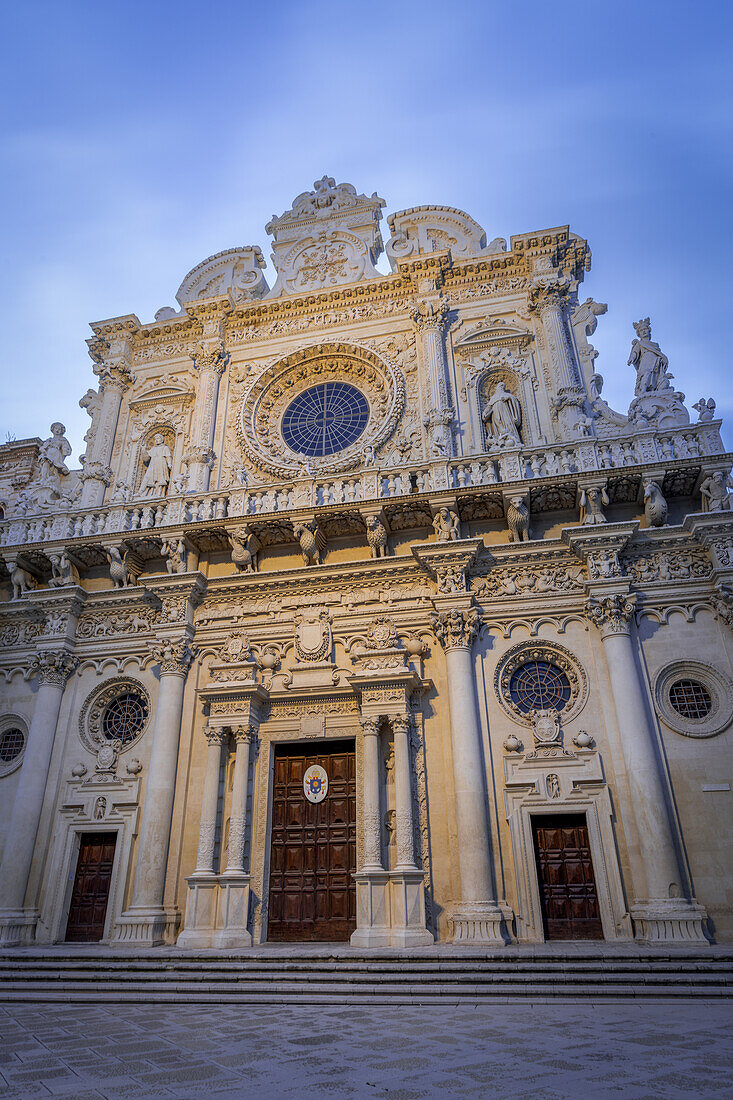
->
[[0, 1000, 731, 1099]]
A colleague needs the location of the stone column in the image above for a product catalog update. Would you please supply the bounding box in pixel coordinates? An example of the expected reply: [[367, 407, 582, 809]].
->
[[80, 362, 133, 508], [411, 298, 454, 458], [185, 339, 228, 493], [431, 607, 506, 943], [360, 718, 384, 872], [191, 726, 226, 875], [0, 650, 79, 945], [391, 716, 417, 871], [586, 593, 707, 941], [529, 271, 585, 436], [351, 717, 390, 947], [115, 639, 193, 945], [224, 725, 255, 875]]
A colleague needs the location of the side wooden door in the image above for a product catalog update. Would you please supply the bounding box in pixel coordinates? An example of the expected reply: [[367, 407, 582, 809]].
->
[[65, 832, 117, 942], [532, 814, 603, 940], [268, 740, 356, 941]]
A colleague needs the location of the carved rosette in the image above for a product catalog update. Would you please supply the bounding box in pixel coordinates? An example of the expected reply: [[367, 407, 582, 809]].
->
[[585, 593, 637, 637], [151, 639, 195, 676], [27, 649, 79, 688], [237, 341, 405, 478], [430, 608, 480, 651]]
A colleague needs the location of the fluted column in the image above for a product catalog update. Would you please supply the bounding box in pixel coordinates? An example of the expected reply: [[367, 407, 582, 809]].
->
[[192, 726, 226, 875], [224, 725, 255, 875], [80, 365, 133, 507], [411, 298, 454, 457], [530, 271, 585, 437], [391, 716, 417, 871], [431, 606, 505, 943], [117, 639, 193, 944], [360, 718, 384, 872], [185, 340, 228, 493], [0, 650, 78, 945], [586, 593, 707, 941]]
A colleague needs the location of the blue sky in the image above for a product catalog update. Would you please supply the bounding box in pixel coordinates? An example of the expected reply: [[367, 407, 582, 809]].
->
[[1, 0, 731, 458]]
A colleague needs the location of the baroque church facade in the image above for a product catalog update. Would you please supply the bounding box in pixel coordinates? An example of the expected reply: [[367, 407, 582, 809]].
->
[[0, 176, 732, 950]]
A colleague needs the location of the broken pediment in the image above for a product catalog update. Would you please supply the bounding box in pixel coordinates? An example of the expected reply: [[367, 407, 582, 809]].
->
[[452, 317, 532, 353], [265, 176, 386, 297], [176, 246, 269, 306], [128, 382, 194, 410]]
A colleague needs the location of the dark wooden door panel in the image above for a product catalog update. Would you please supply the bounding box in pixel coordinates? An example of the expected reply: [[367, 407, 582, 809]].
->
[[268, 740, 356, 942], [532, 814, 603, 941], [65, 832, 117, 943]]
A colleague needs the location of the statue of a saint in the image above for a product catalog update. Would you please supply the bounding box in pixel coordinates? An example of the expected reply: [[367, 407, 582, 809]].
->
[[628, 318, 669, 395], [38, 423, 71, 486], [139, 434, 173, 498], [482, 382, 522, 445]]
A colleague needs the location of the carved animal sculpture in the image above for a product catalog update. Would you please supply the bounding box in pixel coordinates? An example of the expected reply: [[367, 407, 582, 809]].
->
[[106, 546, 130, 588], [229, 525, 262, 572], [7, 560, 34, 600], [505, 496, 531, 543], [292, 521, 325, 566], [365, 515, 388, 558], [643, 480, 668, 528]]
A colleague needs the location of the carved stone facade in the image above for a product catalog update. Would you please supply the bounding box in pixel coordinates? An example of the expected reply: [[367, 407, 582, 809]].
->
[[0, 178, 731, 951]]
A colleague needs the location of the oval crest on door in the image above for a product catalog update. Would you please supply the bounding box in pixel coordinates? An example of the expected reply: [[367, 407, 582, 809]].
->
[[303, 764, 328, 803]]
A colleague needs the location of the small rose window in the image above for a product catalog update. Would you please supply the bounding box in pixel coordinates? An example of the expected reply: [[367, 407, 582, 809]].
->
[[0, 728, 25, 763], [509, 661, 572, 714], [668, 679, 712, 720], [102, 692, 149, 745]]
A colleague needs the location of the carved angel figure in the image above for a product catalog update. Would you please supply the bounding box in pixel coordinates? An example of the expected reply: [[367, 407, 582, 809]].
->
[[433, 507, 460, 542], [628, 318, 669, 395], [140, 434, 173, 498], [482, 382, 522, 446], [230, 525, 262, 572], [38, 423, 71, 486]]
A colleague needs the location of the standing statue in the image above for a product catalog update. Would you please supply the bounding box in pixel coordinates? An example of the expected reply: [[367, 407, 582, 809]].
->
[[161, 538, 187, 574], [139, 434, 173, 498], [38, 423, 72, 486], [432, 507, 460, 542], [579, 486, 609, 525], [628, 318, 669, 395], [482, 382, 522, 446], [701, 471, 733, 513]]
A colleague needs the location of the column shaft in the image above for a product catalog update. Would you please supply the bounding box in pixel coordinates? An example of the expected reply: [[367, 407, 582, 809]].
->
[[224, 729, 252, 874], [392, 717, 417, 870], [361, 722, 383, 871], [193, 731, 224, 875]]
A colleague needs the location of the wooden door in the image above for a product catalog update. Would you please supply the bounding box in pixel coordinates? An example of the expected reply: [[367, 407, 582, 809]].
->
[[65, 832, 117, 942], [268, 740, 356, 942], [532, 814, 603, 940]]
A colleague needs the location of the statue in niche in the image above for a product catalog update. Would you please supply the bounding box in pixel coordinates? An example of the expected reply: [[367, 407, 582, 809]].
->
[[482, 382, 522, 446], [628, 318, 670, 395], [38, 423, 72, 487], [139, 434, 173, 498]]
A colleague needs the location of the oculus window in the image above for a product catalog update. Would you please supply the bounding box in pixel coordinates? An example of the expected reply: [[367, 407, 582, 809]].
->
[[509, 660, 572, 714], [281, 382, 368, 457]]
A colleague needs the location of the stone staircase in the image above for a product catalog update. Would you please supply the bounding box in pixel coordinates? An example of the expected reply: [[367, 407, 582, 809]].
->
[[1, 945, 731, 1002]]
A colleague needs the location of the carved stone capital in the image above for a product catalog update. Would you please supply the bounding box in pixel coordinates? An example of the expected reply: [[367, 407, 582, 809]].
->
[[430, 607, 480, 651], [528, 271, 572, 316], [391, 714, 412, 737], [79, 460, 113, 485], [585, 593, 636, 637], [192, 339, 229, 376], [97, 362, 134, 392], [26, 649, 79, 687], [203, 724, 227, 746], [232, 723, 258, 745], [151, 638, 195, 676], [409, 297, 448, 334], [360, 717, 381, 737], [562, 521, 639, 581]]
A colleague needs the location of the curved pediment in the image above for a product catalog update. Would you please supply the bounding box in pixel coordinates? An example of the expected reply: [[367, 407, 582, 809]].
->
[[176, 246, 269, 306]]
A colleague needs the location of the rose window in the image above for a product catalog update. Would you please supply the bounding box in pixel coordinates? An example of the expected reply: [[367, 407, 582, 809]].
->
[[102, 692, 149, 745], [0, 728, 24, 763], [669, 679, 712, 720], [509, 661, 572, 714], [281, 382, 369, 457]]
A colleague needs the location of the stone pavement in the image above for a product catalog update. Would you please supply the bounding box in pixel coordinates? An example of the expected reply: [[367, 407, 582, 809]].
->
[[0, 1000, 731, 1099]]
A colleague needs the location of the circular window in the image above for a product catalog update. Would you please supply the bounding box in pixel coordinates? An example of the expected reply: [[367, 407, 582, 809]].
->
[[102, 692, 149, 745], [509, 661, 572, 714], [281, 382, 369, 457], [79, 677, 152, 753], [0, 721, 26, 777], [494, 641, 588, 727], [654, 662, 733, 738], [669, 679, 712, 720]]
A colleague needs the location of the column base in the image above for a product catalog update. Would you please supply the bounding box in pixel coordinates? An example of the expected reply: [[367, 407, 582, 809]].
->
[[0, 908, 39, 946], [451, 902, 508, 945], [389, 869, 434, 947], [177, 874, 252, 949], [352, 870, 392, 948], [112, 906, 180, 946], [630, 899, 709, 944]]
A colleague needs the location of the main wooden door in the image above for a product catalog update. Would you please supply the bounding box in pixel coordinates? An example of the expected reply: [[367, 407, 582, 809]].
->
[[65, 832, 117, 942], [532, 814, 603, 940], [268, 740, 356, 942]]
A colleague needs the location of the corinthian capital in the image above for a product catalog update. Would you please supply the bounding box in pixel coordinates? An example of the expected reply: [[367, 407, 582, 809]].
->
[[97, 360, 134, 391], [193, 339, 229, 376], [409, 297, 448, 334], [585, 593, 636, 637], [430, 607, 480, 651], [359, 717, 381, 737], [529, 270, 572, 316], [151, 638, 195, 676], [26, 649, 79, 687]]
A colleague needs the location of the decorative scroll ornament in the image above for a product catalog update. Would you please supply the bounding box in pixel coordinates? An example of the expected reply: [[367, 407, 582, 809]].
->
[[430, 607, 480, 651], [585, 593, 636, 636], [303, 764, 329, 804]]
